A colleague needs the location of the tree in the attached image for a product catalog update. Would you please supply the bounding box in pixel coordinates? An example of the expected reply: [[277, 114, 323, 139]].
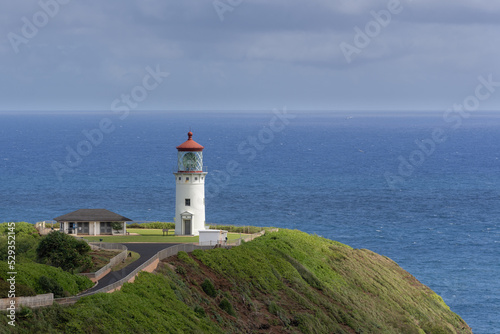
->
[[111, 222, 123, 234], [36, 231, 92, 272]]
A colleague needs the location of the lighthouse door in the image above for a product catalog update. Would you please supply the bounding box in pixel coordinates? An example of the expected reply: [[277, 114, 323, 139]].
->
[[184, 220, 192, 235]]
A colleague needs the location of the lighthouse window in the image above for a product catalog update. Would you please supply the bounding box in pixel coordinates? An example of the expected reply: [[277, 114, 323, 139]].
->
[[178, 177, 181, 180], [195, 177, 198, 181], [185, 199, 191, 206], [186, 177, 189, 181]]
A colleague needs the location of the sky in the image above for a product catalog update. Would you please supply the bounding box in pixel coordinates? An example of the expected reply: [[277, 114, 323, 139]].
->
[[1, 0, 500, 112]]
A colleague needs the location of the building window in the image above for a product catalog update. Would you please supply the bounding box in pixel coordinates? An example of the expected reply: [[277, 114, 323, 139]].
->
[[185, 199, 191, 206]]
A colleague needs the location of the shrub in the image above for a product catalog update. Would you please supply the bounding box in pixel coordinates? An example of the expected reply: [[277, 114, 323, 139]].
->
[[39, 275, 65, 298], [37, 231, 92, 272], [201, 278, 217, 297], [18, 306, 33, 319], [219, 298, 236, 316], [194, 305, 206, 318]]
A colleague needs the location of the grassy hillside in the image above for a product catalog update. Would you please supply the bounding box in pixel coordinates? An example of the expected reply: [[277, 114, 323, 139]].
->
[[1, 229, 471, 334], [0, 223, 94, 298], [0, 261, 94, 298]]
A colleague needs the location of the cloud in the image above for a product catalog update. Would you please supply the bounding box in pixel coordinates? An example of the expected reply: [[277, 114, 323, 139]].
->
[[1, 0, 500, 111]]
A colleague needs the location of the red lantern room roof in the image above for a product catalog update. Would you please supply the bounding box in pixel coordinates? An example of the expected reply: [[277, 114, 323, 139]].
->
[[176, 131, 204, 152]]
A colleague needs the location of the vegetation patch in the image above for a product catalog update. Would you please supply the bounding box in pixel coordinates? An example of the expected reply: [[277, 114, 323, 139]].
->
[[0, 222, 40, 262], [201, 279, 217, 298], [111, 251, 140, 272], [177, 251, 199, 268], [219, 298, 236, 317], [38, 276, 65, 298], [0, 261, 93, 297], [127, 222, 175, 229], [37, 231, 92, 273]]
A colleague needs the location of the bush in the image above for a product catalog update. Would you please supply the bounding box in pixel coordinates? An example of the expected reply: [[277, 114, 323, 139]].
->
[[219, 298, 236, 316], [201, 279, 216, 297], [37, 231, 92, 272], [18, 306, 33, 319], [194, 305, 206, 318], [39, 275, 65, 298]]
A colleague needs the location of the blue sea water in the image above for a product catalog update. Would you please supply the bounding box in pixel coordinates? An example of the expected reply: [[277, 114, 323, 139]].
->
[[1, 110, 499, 333]]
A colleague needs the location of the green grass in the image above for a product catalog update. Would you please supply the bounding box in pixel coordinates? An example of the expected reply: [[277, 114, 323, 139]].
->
[[111, 251, 140, 272], [0, 261, 93, 298], [84, 229, 242, 243]]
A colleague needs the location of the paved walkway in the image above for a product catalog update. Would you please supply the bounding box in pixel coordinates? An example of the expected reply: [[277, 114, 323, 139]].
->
[[85, 243, 179, 294]]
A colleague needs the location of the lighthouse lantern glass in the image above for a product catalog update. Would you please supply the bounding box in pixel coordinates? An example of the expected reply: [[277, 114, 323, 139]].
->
[[178, 151, 203, 171]]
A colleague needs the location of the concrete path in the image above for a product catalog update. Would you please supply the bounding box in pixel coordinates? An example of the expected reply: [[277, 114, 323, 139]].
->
[[85, 243, 179, 294]]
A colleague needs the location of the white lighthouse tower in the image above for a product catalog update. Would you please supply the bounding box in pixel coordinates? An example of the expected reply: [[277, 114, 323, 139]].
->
[[174, 131, 207, 236]]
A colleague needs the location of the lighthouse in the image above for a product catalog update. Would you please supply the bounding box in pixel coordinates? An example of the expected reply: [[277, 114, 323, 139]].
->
[[174, 131, 207, 236]]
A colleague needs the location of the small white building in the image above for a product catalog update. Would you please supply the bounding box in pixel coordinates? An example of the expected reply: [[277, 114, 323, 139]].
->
[[174, 131, 207, 236], [199, 229, 228, 246], [54, 209, 132, 236]]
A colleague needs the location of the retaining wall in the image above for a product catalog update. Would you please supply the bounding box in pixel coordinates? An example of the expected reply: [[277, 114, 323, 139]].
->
[[78, 243, 128, 282], [0, 293, 53, 309]]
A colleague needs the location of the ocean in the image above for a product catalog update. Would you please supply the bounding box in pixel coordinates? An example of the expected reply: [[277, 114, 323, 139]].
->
[[1, 110, 499, 333]]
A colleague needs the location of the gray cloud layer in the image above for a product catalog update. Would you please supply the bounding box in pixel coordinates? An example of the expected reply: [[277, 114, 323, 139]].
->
[[1, 0, 500, 111]]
